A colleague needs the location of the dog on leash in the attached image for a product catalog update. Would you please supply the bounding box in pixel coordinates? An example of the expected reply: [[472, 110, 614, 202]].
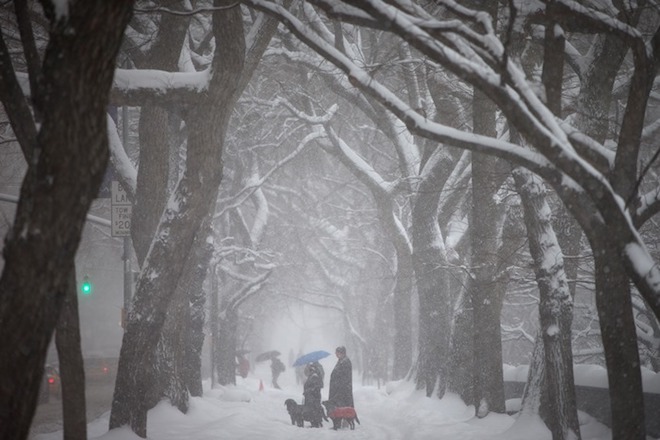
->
[[284, 399, 326, 428], [322, 400, 360, 430]]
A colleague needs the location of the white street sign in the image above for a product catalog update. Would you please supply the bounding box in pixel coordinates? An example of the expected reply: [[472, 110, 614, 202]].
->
[[111, 181, 132, 237]]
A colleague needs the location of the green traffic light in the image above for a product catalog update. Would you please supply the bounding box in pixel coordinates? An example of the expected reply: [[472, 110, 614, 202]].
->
[[81, 276, 92, 295]]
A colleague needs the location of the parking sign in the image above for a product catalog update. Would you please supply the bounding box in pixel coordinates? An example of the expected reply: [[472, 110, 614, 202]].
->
[[111, 181, 131, 237]]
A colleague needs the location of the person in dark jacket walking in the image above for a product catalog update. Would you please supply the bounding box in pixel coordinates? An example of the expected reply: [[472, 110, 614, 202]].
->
[[328, 346, 354, 407], [271, 357, 285, 389]]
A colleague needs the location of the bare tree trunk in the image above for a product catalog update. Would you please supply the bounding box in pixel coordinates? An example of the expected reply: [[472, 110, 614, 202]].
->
[[592, 241, 645, 439], [520, 332, 545, 416], [0, 3, 134, 438], [184, 229, 213, 396], [152, 278, 189, 413], [446, 290, 474, 402], [210, 269, 220, 387], [216, 309, 239, 386], [469, 84, 508, 416], [55, 270, 87, 440], [109, 7, 245, 436], [514, 168, 580, 440], [411, 149, 457, 396], [130, 4, 190, 266], [391, 250, 414, 379]]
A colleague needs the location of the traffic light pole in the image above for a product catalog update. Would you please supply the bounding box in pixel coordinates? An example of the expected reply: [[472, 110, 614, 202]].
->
[[121, 102, 132, 328], [122, 236, 132, 327]]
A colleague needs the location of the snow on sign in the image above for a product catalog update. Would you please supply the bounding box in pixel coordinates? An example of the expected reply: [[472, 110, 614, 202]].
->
[[111, 181, 131, 237]]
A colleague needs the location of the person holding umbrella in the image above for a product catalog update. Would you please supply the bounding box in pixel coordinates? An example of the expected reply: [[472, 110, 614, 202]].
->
[[303, 362, 325, 427], [270, 356, 285, 389], [329, 346, 353, 407]]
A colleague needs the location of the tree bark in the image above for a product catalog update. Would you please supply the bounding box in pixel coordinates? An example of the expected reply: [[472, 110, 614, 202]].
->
[[109, 5, 245, 436], [411, 149, 457, 396], [514, 168, 580, 440], [216, 309, 239, 386], [55, 271, 87, 440], [592, 240, 645, 439], [469, 84, 508, 416], [0, 2, 134, 439], [184, 229, 213, 397]]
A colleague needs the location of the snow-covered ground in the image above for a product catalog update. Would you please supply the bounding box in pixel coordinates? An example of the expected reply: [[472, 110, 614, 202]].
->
[[32, 361, 614, 440]]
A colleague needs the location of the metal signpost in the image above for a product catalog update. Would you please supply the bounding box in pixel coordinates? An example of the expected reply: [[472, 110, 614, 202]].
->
[[111, 180, 133, 327]]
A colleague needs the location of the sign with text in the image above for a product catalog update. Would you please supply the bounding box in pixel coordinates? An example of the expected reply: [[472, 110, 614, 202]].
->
[[111, 181, 131, 237]]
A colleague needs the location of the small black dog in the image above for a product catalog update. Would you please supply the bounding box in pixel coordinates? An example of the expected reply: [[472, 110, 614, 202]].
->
[[284, 399, 304, 427], [284, 399, 326, 428], [322, 400, 360, 430]]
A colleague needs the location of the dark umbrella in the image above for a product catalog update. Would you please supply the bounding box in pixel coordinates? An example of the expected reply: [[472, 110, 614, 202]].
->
[[255, 350, 281, 362], [292, 350, 331, 367]]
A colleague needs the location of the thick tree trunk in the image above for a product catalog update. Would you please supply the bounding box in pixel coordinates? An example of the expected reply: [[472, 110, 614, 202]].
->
[[153, 279, 189, 413], [55, 271, 87, 440], [109, 7, 245, 436], [0, 3, 134, 439], [446, 290, 474, 402], [152, 221, 212, 407], [132, 105, 172, 265], [514, 168, 580, 440], [184, 233, 213, 396], [130, 5, 190, 266], [467, 3, 506, 410], [469, 84, 508, 416], [520, 332, 546, 417], [210, 268, 220, 387], [391, 250, 414, 379], [592, 240, 645, 439], [414, 251, 450, 397], [411, 150, 456, 396]]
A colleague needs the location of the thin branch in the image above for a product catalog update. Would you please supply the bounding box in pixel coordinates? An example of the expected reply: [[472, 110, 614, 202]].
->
[[133, 4, 240, 16], [0, 27, 36, 161]]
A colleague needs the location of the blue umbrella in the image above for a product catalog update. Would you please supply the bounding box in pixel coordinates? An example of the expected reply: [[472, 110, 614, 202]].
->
[[292, 350, 331, 367]]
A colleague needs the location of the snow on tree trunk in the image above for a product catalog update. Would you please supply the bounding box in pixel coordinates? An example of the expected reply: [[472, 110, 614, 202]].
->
[[513, 168, 580, 440], [520, 331, 545, 417], [0, 2, 134, 438], [109, 9, 246, 437], [184, 232, 213, 397], [152, 221, 212, 409], [131, 7, 189, 266], [152, 273, 190, 414]]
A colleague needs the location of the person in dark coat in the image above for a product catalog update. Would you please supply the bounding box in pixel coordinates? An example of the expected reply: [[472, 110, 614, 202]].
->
[[271, 357, 285, 389], [303, 363, 325, 427], [328, 346, 354, 407]]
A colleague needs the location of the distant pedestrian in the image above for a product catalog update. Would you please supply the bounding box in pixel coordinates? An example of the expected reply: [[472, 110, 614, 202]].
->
[[271, 357, 285, 389], [236, 354, 250, 379]]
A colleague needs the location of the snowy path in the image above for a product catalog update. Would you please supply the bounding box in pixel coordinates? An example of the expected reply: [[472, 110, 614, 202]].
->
[[33, 366, 611, 440]]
